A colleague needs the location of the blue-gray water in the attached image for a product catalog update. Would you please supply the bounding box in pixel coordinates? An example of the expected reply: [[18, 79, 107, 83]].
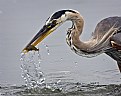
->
[[0, 0, 121, 95]]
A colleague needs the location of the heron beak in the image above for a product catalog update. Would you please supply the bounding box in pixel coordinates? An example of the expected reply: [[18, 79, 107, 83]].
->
[[22, 24, 56, 53]]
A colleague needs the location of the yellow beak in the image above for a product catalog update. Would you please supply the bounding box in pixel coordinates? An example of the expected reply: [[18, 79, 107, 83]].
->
[[22, 25, 55, 53]]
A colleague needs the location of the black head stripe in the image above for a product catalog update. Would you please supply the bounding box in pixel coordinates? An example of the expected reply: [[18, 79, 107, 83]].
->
[[50, 10, 77, 20]]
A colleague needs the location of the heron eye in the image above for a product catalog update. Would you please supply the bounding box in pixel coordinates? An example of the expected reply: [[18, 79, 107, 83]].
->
[[47, 20, 57, 28], [52, 20, 57, 24], [51, 20, 57, 26]]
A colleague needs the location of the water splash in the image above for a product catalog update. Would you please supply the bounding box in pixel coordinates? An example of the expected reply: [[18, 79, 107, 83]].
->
[[20, 51, 45, 88], [42, 43, 50, 55], [20, 44, 65, 90]]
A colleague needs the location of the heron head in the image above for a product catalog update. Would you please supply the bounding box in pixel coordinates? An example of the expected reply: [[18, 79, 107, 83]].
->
[[22, 9, 79, 53]]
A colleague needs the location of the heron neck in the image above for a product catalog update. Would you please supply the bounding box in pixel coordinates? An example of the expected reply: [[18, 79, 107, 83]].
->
[[70, 16, 95, 51]]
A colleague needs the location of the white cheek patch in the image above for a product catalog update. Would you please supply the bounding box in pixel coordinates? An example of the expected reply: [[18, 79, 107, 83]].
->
[[60, 14, 67, 22], [65, 11, 72, 17], [65, 11, 72, 15]]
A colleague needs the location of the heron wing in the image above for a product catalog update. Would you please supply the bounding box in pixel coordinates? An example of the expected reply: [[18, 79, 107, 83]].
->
[[89, 17, 121, 53], [93, 16, 121, 40], [93, 17, 121, 72]]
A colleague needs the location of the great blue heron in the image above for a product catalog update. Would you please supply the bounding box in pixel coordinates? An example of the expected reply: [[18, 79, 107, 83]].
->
[[22, 9, 121, 72]]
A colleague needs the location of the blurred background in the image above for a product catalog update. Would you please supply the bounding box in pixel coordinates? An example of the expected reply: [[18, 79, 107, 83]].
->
[[0, 0, 121, 86]]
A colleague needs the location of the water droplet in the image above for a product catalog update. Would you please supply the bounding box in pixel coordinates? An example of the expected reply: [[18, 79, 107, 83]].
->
[[46, 85, 51, 89], [42, 43, 51, 55], [60, 58, 63, 61], [45, 45, 50, 55], [37, 51, 42, 64], [46, 51, 50, 55], [75, 62, 78, 65], [57, 80, 61, 84], [52, 88, 55, 92], [45, 45, 48, 48], [59, 58, 63, 64], [20, 53, 25, 61], [20, 58, 23, 61]]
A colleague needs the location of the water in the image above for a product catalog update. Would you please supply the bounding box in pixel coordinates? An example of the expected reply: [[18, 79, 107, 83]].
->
[[18, 47, 121, 96], [20, 52, 45, 88], [0, 83, 121, 96], [1, 0, 121, 95], [1, 51, 121, 95]]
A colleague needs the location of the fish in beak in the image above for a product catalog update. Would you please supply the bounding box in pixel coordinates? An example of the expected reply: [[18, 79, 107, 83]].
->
[[22, 20, 59, 53]]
